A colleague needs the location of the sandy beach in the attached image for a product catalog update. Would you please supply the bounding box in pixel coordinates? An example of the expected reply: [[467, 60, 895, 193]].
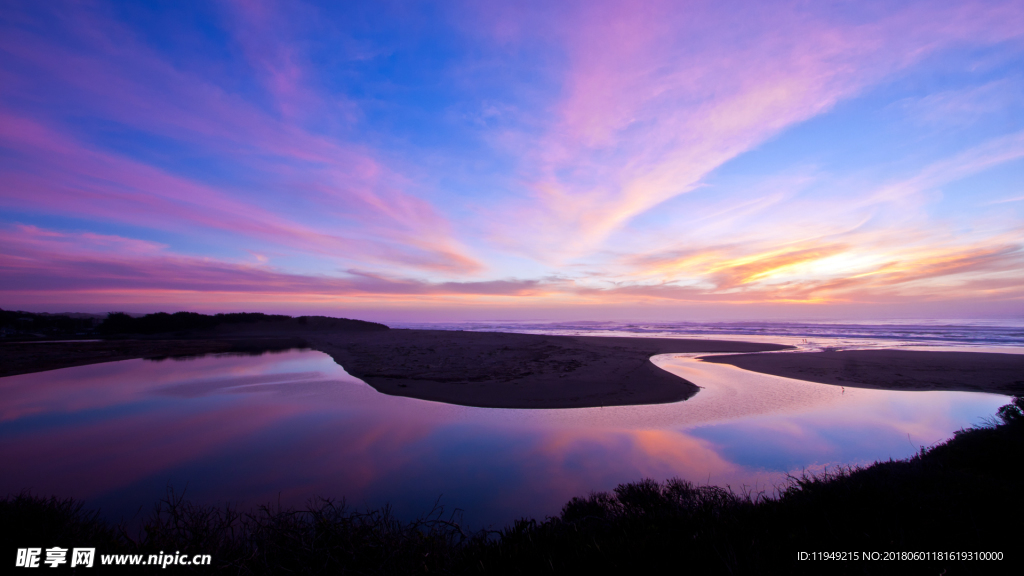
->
[[702, 349, 1024, 395]]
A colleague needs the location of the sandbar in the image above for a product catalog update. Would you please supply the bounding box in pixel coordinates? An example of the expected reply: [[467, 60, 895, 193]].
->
[[307, 329, 790, 408], [701, 349, 1024, 395], [6, 330, 1022, 408], [0, 329, 789, 409]]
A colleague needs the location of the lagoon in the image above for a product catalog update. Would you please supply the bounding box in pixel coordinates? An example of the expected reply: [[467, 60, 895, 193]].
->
[[0, 348, 1009, 529]]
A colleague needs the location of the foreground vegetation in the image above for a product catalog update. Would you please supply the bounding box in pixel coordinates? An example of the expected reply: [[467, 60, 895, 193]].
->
[[5, 397, 1021, 574]]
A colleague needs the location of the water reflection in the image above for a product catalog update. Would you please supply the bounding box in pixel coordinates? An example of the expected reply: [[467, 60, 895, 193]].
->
[[0, 350, 1010, 528]]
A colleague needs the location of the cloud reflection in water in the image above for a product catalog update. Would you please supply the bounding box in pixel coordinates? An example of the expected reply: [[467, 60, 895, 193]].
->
[[0, 350, 1009, 528]]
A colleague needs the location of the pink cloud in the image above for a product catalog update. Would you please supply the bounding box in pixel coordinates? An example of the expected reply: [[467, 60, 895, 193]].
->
[[1, 1, 1022, 316], [0, 6, 481, 274], [219, 0, 329, 121], [0, 226, 546, 300], [3, 223, 1021, 312], [0, 110, 479, 274], [492, 0, 1024, 257]]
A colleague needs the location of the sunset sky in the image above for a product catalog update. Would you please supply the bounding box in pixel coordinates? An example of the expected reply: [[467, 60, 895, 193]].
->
[[2, 0, 1023, 321]]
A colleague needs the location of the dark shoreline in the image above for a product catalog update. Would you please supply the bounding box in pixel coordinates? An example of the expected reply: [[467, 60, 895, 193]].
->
[[4, 329, 1024, 406], [0, 338, 309, 378], [1, 329, 791, 409]]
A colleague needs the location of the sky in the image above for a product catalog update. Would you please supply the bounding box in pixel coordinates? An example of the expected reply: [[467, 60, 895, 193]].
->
[[1, 0, 1023, 322]]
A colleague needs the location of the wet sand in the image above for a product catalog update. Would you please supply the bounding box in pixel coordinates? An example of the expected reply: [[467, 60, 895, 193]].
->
[[702, 349, 1024, 395], [306, 330, 790, 408]]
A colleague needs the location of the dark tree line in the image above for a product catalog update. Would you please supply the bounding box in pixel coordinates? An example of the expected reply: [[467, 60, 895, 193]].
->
[[0, 309, 99, 338], [98, 311, 291, 334], [1, 309, 388, 339], [98, 311, 389, 335]]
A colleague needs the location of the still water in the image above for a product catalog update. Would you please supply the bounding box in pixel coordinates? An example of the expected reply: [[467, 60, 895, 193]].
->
[[0, 349, 1010, 529]]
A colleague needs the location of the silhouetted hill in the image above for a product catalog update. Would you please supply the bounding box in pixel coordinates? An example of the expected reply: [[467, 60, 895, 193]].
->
[[0, 309, 101, 340], [97, 311, 389, 335]]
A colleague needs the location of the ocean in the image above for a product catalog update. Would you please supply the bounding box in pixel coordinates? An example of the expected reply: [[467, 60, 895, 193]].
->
[[389, 319, 1024, 352]]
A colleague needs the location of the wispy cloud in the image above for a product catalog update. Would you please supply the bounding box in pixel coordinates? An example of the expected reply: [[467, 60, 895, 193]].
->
[[4, 223, 1021, 312], [491, 0, 1024, 259], [0, 4, 482, 275], [1, 0, 1023, 317], [0, 226, 545, 300]]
